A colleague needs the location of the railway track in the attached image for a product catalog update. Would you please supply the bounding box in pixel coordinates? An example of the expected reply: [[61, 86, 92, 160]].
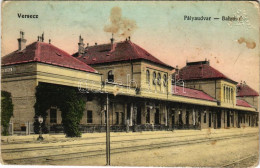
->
[[3, 132, 258, 164], [2, 131, 257, 153], [2, 128, 252, 145], [221, 154, 258, 167]]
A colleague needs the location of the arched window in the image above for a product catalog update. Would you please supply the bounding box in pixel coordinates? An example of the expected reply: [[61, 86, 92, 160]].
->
[[163, 74, 167, 87], [157, 73, 161, 85], [146, 70, 150, 84], [108, 70, 114, 82], [153, 72, 156, 85]]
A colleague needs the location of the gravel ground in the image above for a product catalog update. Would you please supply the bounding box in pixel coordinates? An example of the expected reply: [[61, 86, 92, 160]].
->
[[1, 127, 259, 167]]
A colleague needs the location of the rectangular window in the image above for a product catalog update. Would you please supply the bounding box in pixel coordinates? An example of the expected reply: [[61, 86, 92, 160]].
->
[[87, 110, 93, 123], [50, 109, 57, 123]]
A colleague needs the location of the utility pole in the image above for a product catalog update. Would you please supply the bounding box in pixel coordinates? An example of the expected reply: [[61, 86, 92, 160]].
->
[[106, 94, 110, 165]]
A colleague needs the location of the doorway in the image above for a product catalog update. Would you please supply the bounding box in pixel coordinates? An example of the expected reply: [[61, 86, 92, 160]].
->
[[146, 108, 150, 123], [172, 114, 175, 128], [186, 111, 189, 125], [155, 108, 160, 125], [209, 112, 212, 127], [217, 111, 221, 128], [227, 111, 230, 127], [136, 105, 141, 125]]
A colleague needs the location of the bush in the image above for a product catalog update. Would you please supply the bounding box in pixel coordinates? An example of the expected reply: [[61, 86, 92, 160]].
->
[[1, 91, 14, 136]]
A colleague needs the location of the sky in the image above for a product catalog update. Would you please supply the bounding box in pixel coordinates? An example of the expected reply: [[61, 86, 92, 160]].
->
[[1, 1, 259, 91]]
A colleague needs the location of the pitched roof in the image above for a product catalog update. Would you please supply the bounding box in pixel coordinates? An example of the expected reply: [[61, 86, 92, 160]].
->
[[172, 85, 216, 101], [73, 40, 173, 69], [237, 84, 259, 97], [2, 42, 97, 73], [236, 99, 252, 108], [174, 61, 237, 83]]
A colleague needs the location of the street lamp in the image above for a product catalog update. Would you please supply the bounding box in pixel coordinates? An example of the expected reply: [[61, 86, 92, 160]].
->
[[37, 115, 44, 141], [106, 94, 110, 166]]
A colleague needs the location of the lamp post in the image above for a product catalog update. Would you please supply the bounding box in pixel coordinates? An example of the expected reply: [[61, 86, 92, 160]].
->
[[106, 94, 110, 165], [37, 115, 44, 141]]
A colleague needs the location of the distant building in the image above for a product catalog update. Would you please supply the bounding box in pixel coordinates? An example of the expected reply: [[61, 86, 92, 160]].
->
[[1, 32, 258, 132]]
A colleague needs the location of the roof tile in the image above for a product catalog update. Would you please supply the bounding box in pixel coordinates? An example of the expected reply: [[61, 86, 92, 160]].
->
[[237, 84, 259, 97], [175, 62, 236, 83], [172, 85, 216, 101], [73, 40, 173, 69], [2, 42, 97, 73], [236, 99, 252, 108]]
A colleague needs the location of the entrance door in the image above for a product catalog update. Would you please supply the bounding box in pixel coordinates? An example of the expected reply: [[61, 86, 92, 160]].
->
[[238, 115, 241, 128], [186, 111, 189, 126], [172, 114, 175, 128], [213, 113, 217, 129], [136, 106, 141, 125], [217, 111, 221, 128], [227, 111, 230, 127], [155, 108, 160, 125], [209, 113, 212, 127], [178, 112, 183, 126], [146, 108, 150, 123], [127, 104, 131, 120]]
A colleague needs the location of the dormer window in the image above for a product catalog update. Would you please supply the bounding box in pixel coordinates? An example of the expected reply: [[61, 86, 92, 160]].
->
[[153, 72, 156, 85], [157, 73, 161, 85], [146, 70, 150, 84], [108, 70, 114, 82]]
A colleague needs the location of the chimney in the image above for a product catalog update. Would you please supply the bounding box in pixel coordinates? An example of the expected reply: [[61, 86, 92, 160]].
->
[[95, 42, 97, 46], [17, 31, 27, 51], [110, 33, 114, 51], [49, 39, 51, 44], [78, 35, 85, 56]]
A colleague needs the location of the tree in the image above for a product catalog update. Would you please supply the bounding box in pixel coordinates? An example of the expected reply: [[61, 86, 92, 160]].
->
[[1, 91, 14, 136], [34, 83, 85, 137]]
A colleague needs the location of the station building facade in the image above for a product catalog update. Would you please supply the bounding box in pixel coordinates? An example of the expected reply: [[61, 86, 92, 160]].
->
[[1, 33, 259, 132]]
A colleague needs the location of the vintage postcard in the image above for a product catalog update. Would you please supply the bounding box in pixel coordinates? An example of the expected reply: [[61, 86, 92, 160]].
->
[[1, 1, 259, 167]]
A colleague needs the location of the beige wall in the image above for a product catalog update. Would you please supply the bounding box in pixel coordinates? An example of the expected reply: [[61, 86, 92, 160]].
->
[[185, 80, 217, 99], [140, 61, 172, 95], [92, 62, 141, 87], [2, 63, 37, 130]]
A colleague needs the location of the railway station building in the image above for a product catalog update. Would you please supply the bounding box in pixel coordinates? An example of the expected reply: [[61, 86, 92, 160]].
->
[[1, 33, 259, 132]]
